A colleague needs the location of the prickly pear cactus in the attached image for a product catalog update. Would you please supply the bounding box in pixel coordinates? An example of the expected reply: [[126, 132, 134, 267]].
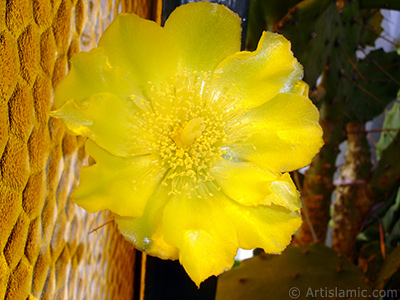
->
[[216, 244, 370, 300], [239, 0, 400, 296], [252, 0, 400, 248]]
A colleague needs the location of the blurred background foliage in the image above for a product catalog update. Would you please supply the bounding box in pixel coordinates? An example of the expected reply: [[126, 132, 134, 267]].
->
[[216, 0, 400, 299]]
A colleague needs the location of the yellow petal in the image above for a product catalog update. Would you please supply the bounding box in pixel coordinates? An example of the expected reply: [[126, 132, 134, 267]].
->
[[115, 185, 179, 260], [54, 47, 138, 108], [213, 160, 301, 211], [290, 80, 309, 96], [220, 196, 302, 253], [98, 13, 179, 95], [163, 193, 238, 287], [230, 92, 323, 172], [164, 2, 241, 73], [212, 31, 303, 109], [72, 140, 163, 217], [51, 92, 151, 157]]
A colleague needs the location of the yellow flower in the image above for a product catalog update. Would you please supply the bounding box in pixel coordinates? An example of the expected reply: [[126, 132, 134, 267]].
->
[[51, 2, 323, 286]]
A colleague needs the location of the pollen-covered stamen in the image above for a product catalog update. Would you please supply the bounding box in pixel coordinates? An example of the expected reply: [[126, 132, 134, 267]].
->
[[134, 70, 253, 197]]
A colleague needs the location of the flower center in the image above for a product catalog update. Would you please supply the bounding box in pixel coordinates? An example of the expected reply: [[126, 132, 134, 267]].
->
[[132, 71, 248, 198], [155, 106, 227, 196]]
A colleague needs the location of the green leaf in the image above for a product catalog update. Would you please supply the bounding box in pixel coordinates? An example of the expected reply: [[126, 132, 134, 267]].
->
[[371, 130, 400, 196], [387, 218, 400, 246], [381, 187, 400, 230], [376, 99, 400, 160]]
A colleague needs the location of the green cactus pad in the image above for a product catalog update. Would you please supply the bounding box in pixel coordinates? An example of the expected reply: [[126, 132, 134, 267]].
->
[[216, 244, 370, 300], [347, 51, 400, 122]]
